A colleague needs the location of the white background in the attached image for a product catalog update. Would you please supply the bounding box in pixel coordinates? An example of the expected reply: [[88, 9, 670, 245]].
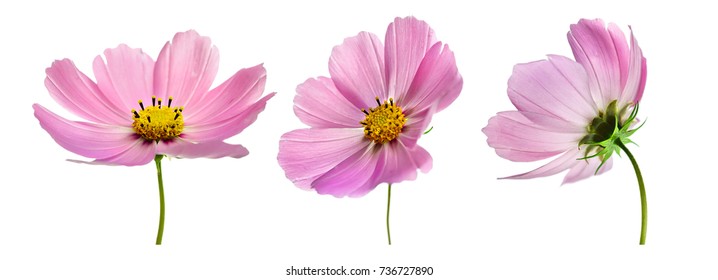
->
[[1, 0, 716, 279]]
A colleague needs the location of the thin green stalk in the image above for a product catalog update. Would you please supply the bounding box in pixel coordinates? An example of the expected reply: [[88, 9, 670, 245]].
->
[[386, 184, 392, 245], [154, 155, 165, 245], [616, 140, 647, 245]]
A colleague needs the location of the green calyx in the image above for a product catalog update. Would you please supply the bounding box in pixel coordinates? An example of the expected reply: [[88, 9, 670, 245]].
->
[[578, 100, 644, 174]]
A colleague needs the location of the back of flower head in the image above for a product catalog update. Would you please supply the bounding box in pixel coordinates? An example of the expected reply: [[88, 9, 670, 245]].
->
[[482, 19, 648, 244]]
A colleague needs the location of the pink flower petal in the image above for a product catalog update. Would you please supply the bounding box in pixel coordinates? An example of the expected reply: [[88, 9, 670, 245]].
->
[[329, 31, 387, 110], [153, 30, 219, 107], [501, 149, 582, 180], [376, 140, 433, 186], [507, 55, 597, 125], [33, 104, 154, 166], [606, 23, 630, 90], [384, 16, 437, 100], [562, 157, 613, 185], [636, 57, 647, 104], [399, 107, 434, 148], [401, 42, 462, 115], [313, 145, 383, 198], [278, 128, 367, 190], [328, 127, 434, 198], [92, 44, 155, 115], [181, 93, 274, 142], [568, 19, 624, 108], [158, 140, 249, 159], [346, 139, 433, 198], [404, 141, 433, 174], [89, 140, 156, 166], [45, 59, 128, 125], [483, 111, 584, 162], [294, 77, 364, 128], [184, 64, 266, 124], [619, 26, 647, 105]]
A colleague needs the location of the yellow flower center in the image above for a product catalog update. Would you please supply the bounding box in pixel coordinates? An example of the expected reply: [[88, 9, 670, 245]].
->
[[360, 97, 406, 144], [131, 96, 184, 142]]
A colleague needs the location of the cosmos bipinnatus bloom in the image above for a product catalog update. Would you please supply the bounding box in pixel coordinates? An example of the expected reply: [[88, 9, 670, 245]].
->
[[483, 19, 648, 244], [278, 17, 462, 245], [34, 30, 275, 244]]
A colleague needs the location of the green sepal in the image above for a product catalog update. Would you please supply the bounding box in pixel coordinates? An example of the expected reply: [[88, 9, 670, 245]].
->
[[578, 101, 644, 175], [423, 126, 434, 135]]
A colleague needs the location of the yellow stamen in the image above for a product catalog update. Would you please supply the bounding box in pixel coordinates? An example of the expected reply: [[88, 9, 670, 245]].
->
[[132, 96, 184, 142], [360, 97, 406, 144]]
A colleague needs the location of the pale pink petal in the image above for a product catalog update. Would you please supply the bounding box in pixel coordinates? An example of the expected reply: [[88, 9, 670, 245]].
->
[[401, 43, 462, 115], [153, 30, 219, 107], [398, 107, 433, 148], [562, 157, 613, 184], [374, 140, 433, 186], [313, 145, 383, 198], [404, 142, 433, 174], [90, 140, 156, 166], [92, 44, 154, 114], [278, 128, 367, 190], [619, 26, 647, 105], [184, 64, 266, 124], [483, 111, 584, 162], [508, 55, 597, 125], [348, 122, 434, 198], [294, 77, 364, 128], [501, 149, 582, 180], [636, 57, 647, 104], [34, 104, 154, 166], [347, 144, 433, 198], [607, 23, 629, 90], [45, 59, 128, 125], [568, 19, 624, 108], [158, 140, 248, 159], [347, 149, 386, 198], [329, 31, 387, 110], [182, 93, 275, 142], [384, 16, 437, 99]]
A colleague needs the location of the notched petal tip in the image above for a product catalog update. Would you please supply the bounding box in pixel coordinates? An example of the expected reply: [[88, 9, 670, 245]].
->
[[572, 18, 606, 30], [391, 15, 429, 27], [173, 29, 205, 40], [46, 58, 73, 73]]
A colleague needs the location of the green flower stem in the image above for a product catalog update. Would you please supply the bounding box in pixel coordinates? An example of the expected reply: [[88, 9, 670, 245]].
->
[[616, 140, 647, 245], [386, 184, 392, 245], [154, 155, 165, 245]]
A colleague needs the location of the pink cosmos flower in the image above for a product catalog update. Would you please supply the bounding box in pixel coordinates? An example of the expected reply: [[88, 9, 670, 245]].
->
[[277, 17, 462, 244], [482, 19, 648, 244], [34, 30, 274, 165], [33, 30, 275, 244]]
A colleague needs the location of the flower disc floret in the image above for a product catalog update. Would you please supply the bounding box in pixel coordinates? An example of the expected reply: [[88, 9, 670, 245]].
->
[[131, 96, 184, 141], [361, 97, 406, 144]]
